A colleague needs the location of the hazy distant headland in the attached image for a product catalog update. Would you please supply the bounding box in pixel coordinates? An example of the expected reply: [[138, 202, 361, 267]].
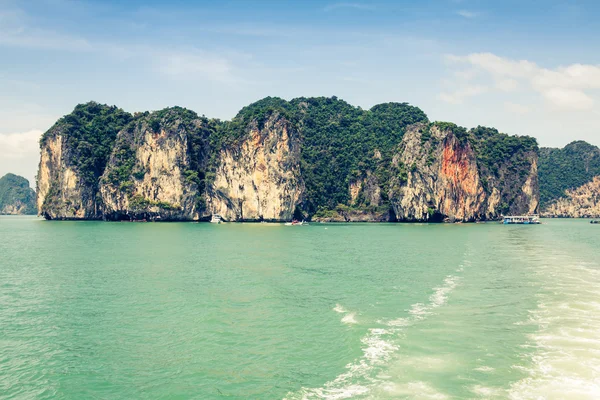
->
[[0, 174, 36, 215], [34, 97, 600, 222]]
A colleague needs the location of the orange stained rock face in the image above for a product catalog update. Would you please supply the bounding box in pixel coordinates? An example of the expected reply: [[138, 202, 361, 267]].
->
[[440, 139, 480, 196]]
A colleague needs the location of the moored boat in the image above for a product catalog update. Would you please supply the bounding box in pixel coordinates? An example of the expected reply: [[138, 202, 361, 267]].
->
[[210, 214, 222, 224], [502, 215, 540, 224], [284, 219, 307, 226]]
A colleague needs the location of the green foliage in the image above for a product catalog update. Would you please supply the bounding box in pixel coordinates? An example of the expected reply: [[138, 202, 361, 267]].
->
[[432, 121, 459, 132], [149, 118, 161, 133], [433, 122, 469, 143], [101, 107, 219, 212], [292, 98, 428, 214], [132, 169, 146, 180], [539, 141, 600, 206], [470, 126, 538, 180], [0, 174, 36, 214], [420, 126, 432, 144], [129, 195, 182, 211], [184, 170, 199, 185], [40, 97, 543, 220], [211, 97, 429, 214], [41, 102, 132, 186], [104, 127, 136, 191]]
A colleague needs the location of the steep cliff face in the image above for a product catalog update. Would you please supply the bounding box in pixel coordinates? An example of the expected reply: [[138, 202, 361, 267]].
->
[[100, 108, 212, 221], [206, 113, 303, 221], [389, 124, 486, 222], [0, 174, 36, 215], [37, 134, 94, 219], [388, 124, 539, 222], [543, 176, 600, 218], [37, 103, 132, 219], [37, 98, 540, 223]]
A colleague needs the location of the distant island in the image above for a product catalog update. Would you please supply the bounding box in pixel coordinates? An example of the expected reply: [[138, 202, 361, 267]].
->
[[0, 174, 37, 215], [35, 97, 599, 222], [539, 141, 600, 218]]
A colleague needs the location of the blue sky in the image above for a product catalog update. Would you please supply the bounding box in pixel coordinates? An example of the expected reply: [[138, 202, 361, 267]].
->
[[2, 0, 600, 184]]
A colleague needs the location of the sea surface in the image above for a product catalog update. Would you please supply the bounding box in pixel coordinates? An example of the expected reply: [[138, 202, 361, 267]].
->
[[1, 217, 599, 399]]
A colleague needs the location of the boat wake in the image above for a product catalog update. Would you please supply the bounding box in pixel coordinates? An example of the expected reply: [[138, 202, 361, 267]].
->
[[286, 270, 463, 399], [508, 262, 600, 399]]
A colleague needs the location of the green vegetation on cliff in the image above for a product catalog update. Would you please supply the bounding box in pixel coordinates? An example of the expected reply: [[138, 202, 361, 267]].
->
[[0, 174, 36, 215], [539, 141, 600, 207], [226, 96, 429, 214], [41, 102, 133, 185], [471, 126, 538, 179], [38, 97, 541, 221], [225, 98, 538, 216], [101, 107, 220, 215]]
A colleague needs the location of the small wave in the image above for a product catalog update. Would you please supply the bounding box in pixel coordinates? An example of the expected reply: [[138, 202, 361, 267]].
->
[[385, 317, 410, 327], [408, 303, 430, 319], [469, 385, 503, 397], [379, 381, 449, 399], [474, 366, 495, 373], [430, 276, 458, 308], [341, 313, 357, 325], [361, 331, 398, 363], [301, 384, 369, 400], [333, 304, 347, 313]]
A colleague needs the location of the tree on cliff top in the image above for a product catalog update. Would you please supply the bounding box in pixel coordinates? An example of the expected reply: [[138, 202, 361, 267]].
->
[[41, 102, 133, 185]]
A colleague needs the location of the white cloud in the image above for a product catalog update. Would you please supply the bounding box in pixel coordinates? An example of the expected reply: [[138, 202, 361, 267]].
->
[[0, 130, 41, 160], [448, 53, 537, 78], [457, 10, 479, 18], [495, 78, 519, 92], [0, 130, 42, 185], [453, 68, 478, 80], [324, 3, 375, 12], [443, 52, 600, 110], [504, 102, 530, 115], [156, 51, 247, 84], [541, 88, 594, 110], [438, 85, 488, 104]]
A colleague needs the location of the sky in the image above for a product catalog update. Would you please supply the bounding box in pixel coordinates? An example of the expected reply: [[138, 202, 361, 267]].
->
[[1, 0, 600, 185]]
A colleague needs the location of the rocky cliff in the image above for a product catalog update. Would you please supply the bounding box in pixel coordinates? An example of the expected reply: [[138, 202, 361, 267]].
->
[[387, 124, 538, 222], [207, 113, 303, 221], [389, 124, 486, 222], [543, 176, 600, 218], [100, 108, 213, 221], [37, 102, 132, 219], [37, 98, 540, 222], [0, 174, 36, 215], [539, 141, 600, 211]]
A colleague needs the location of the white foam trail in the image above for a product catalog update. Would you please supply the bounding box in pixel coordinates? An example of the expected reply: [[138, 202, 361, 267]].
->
[[509, 262, 600, 400], [290, 274, 461, 399], [430, 276, 458, 308], [408, 303, 430, 319]]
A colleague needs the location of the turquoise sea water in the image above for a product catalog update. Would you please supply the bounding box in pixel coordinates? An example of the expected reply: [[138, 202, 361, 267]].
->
[[0, 217, 599, 399]]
